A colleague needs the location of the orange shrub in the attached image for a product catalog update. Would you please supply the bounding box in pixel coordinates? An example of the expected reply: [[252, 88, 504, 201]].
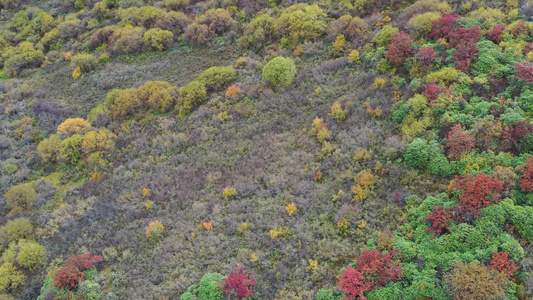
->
[[146, 221, 165, 243], [226, 84, 241, 98]]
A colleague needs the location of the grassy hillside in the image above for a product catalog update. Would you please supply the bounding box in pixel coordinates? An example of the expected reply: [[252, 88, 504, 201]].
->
[[1, 0, 533, 299]]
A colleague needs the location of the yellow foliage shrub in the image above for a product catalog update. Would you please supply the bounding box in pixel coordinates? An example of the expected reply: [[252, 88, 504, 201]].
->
[[146, 221, 165, 243], [57, 118, 91, 136], [285, 202, 297, 216]]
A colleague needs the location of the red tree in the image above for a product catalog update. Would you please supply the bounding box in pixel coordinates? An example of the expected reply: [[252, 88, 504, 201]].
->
[[51, 253, 103, 290], [424, 205, 453, 236], [423, 83, 442, 101], [490, 251, 517, 278], [524, 43, 533, 55], [504, 120, 533, 149], [455, 174, 503, 209], [518, 156, 533, 192], [386, 31, 414, 64], [65, 253, 103, 270], [222, 265, 257, 298], [52, 266, 86, 290], [417, 47, 438, 67], [338, 249, 403, 300], [451, 204, 481, 224], [487, 25, 506, 43], [430, 14, 460, 40], [338, 267, 370, 300], [515, 63, 533, 84], [446, 124, 475, 160], [448, 25, 482, 72], [510, 20, 530, 37]]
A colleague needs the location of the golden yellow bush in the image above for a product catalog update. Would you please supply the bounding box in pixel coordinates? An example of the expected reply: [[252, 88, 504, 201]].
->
[[57, 118, 91, 136], [285, 202, 297, 216]]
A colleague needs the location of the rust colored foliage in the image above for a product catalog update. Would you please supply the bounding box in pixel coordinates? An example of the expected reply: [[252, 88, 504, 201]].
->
[[65, 253, 103, 270], [487, 25, 506, 43], [337, 249, 402, 300], [52, 266, 86, 290], [222, 265, 256, 298], [504, 120, 533, 145], [515, 62, 533, 84], [524, 43, 533, 55], [423, 83, 441, 100], [448, 25, 482, 72], [451, 174, 503, 210], [490, 251, 517, 278], [446, 124, 475, 160], [430, 14, 459, 40], [518, 156, 533, 192], [510, 20, 530, 37], [447, 261, 508, 300], [386, 31, 414, 64], [451, 204, 481, 225], [337, 267, 370, 300], [424, 205, 452, 236], [416, 47, 438, 67], [52, 253, 103, 290], [226, 84, 241, 98]]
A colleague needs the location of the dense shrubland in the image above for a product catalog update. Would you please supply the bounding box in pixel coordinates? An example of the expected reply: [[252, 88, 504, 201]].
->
[[2, 0, 533, 299]]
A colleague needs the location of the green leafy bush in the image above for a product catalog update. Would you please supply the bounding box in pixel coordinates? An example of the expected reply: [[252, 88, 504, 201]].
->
[[16, 240, 46, 270], [177, 81, 207, 114], [143, 28, 174, 51], [0, 218, 33, 245], [198, 273, 224, 299], [404, 138, 441, 169], [197, 66, 236, 91], [262, 57, 296, 87], [70, 54, 98, 71], [5, 183, 36, 215]]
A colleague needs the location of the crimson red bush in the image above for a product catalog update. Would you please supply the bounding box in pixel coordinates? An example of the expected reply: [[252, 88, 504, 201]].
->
[[490, 251, 517, 278], [424, 205, 452, 235], [386, 31, 414, 64], [222, 265, 256, 298]]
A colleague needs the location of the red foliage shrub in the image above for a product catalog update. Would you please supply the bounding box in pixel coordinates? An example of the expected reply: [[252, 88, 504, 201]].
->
[[504, 120, 533, 146], [446, 124, 475, 159], [490, 251, 517, 278], [515, 63, 533, 84], [338, 249, 402, 299], [51, 253, 103, 290], [52, 266, 86, 290], [448, 25, 482, 72], [510, 20, 529, 37], [222, 265, 257, 298], [416, 47, 438, 67], [524, 43, 533, 55], [451, 204, 481, 225], [65, 253, 103, 270], [518, 156, 533, 192], [430, 14, 460, 40], [337, 267, 370, 300], [424, 205, 452, 235], [423, 83, 441, 100], [453, 174, 503, 209], [386, 31, 414, 64], [487, 25, 506, 43]]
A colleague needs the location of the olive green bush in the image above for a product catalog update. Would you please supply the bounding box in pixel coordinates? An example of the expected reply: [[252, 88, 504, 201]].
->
[[262, 57, 296, 87]]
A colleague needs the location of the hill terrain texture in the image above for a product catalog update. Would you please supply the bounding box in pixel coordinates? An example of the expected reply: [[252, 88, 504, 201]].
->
[[2, 0, 533, 299]]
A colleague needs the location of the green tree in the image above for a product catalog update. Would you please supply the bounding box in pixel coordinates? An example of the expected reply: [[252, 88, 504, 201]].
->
[[0, 218, 33, 245], [262, 57, 296, 87], [197, 66, 236, 91], [198, 273, 224, 300], [5, 183, 36, 215], [177, 81, 207, 114], [143, 28, 174, 51], [16, 240, 46, 270]]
